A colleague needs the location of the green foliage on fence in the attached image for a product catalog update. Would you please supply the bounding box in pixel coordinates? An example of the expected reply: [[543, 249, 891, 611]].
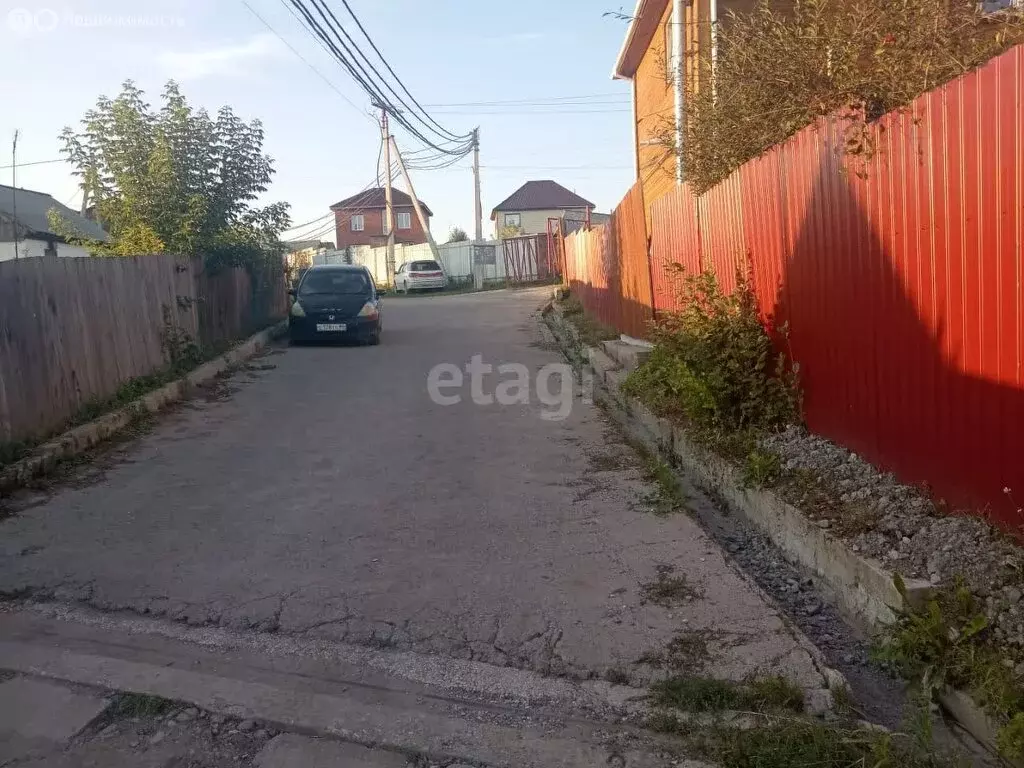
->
[[623, 268, 801, 456], [675, 0, 1024, 192]]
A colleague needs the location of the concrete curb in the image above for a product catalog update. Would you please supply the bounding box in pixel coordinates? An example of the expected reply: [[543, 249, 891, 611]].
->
[[543, 305, 1014, 760], [0, 321, 286, 494], [544, 305, 931, 628], [0, 637, 680, 768]]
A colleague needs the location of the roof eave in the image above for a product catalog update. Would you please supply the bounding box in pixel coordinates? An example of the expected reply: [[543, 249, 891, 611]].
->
[[611, 0, 647, 79], [611, 0, 667, 80], [493, 203, 594, 214]]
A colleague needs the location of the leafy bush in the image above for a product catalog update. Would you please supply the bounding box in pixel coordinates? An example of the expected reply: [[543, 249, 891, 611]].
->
[[623, 269, 800, 449], [875, 576, 1024, 758], [447, 226, 468, 243], [674, 0, 1024, 192], [744, 448, 783, 488]]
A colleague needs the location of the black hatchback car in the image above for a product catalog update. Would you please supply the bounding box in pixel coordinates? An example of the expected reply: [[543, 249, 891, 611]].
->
[[288, 265, 382, 345]]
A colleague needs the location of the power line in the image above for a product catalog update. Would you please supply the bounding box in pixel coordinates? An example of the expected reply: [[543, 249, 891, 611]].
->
[[286, 211, 333, 230], [423, 97, 630, 107], [335, 0, 466, 143], [481, 164, 632, 170], [430, 108, 632, 115], [240, 0, 374, 123], [284, 0, 473, 157], [424, 91, 630, 106], [0, 157, 64, 170]]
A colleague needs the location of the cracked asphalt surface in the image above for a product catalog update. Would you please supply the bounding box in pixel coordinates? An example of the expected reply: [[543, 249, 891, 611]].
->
[[0, 289, 826, 689]]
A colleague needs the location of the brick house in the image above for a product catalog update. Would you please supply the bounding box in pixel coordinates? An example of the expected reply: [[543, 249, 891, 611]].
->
[[330, 188, 433, 249], [613, 0, 789, 218]]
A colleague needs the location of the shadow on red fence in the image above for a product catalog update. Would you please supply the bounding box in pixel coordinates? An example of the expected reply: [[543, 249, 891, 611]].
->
[[775, 141, 1024, 530], [567, 44, 1024, 530]]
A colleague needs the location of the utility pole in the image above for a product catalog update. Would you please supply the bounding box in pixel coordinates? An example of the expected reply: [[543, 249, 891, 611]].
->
[[379, 107, 396, 285], [390, 137, 441, 264], [11, 131, 19, 260], [472, 127, 482, 243]]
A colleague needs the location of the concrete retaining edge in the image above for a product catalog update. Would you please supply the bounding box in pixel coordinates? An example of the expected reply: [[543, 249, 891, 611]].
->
[[0, 321, 287, 494], [543, 300, 1007, 759]]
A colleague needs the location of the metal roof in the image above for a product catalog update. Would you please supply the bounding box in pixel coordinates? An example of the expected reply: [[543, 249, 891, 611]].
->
[[329, 187, 433, 216], [0, 184, 109, 242], [490, 180, 594, 218]]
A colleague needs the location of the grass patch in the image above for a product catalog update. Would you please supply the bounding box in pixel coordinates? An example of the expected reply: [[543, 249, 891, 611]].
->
[[874, 576, 1024, 759], [640, 564, 703, 606], [634, 447, 687, 516], [638, 630, 713, 672], [742, 448, 783, 488], [68, 371, 175, 428], [587, 452, 632, 471], [830, 682, 857, 717], [704, 720, 957, 768], [649, 713, 959, 767], [0, 439, 37, 469], [651, 677, 740, 713], [651, 674, 804, 714], [107, 692, 175, 719], [558, 294, 619, 347], [604, 667, 631, 685]]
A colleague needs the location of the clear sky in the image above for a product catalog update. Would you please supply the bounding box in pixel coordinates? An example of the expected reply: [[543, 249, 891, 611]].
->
[[0, 0, 635, 243]]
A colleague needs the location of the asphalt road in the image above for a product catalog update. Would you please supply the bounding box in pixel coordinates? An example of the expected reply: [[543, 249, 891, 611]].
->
[[0, 289, 823, 688]]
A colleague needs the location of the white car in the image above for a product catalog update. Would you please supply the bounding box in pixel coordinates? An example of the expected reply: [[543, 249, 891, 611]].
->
[[394, 260, 448, 293]]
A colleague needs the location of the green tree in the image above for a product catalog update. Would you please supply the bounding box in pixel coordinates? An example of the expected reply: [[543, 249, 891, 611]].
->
[[447, 226, 469, 243], [676, 0, 1024, 192], [53, 80, 290, 266]]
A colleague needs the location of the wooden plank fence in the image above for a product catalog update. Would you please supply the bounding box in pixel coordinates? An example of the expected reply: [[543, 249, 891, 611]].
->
[[0, 254, 285, 444]]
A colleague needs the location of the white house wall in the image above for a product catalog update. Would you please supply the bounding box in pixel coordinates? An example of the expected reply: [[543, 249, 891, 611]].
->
[[494, 209, 590, 239], [0, 239, 92, 262]]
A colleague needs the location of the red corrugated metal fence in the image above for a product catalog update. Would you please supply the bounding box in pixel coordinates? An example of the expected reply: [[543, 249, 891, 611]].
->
[[563, 181, 653, 338], [577, 44, 1024, 528]]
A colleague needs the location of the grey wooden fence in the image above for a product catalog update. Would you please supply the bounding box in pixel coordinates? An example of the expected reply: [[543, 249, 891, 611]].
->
[[0, 254, 285, 444]]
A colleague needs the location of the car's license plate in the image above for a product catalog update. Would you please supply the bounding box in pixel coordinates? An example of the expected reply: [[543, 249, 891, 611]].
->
[[316, 323, 346, 332]]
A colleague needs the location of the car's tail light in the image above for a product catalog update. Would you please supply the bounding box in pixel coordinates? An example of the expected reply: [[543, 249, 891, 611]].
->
[[357, 302, 379, 319]]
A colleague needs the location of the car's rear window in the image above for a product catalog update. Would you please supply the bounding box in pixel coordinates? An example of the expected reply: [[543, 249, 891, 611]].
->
[[299, 270, 371, 295], [410, 261, 441, 272]]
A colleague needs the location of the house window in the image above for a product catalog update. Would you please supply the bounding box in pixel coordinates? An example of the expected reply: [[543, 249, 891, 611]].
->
[[351, 214, 364, 231], [664, 6, 680, 85], [397, 211, 411, 230], [504, 213, 521, 228]]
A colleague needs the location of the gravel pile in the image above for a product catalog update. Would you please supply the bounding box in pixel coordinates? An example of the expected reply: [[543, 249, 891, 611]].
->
[[760, 426, 1024, 651]]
